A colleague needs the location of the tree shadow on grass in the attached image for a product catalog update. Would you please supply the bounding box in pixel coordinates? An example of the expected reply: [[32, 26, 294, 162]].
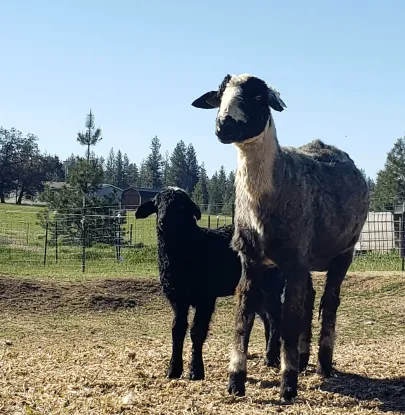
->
[[319, 370, 405, 413]]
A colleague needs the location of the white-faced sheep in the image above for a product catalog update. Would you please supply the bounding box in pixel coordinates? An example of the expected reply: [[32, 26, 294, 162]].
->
[[191, 74, 370, 401], [135, 187, 315, 381]]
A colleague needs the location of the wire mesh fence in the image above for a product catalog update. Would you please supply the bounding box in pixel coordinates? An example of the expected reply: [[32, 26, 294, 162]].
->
[[1, 199, 405, 275]]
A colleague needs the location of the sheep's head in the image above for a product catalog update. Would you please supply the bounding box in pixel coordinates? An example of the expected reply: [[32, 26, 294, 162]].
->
[[135, 187, 201, 232], [191, 74, 286, 144]]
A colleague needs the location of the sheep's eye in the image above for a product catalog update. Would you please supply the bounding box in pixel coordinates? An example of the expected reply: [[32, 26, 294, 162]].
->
[[255, 95, 262, 101]]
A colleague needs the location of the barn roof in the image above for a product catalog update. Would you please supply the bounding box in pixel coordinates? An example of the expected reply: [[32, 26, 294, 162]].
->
[[122, 187, 160, 198]]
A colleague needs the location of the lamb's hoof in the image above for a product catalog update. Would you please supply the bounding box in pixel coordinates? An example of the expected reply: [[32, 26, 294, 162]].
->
[[280, 371, 298, 402], [189, 368, 205, 381], [167, 365, 183, 379], [316, 361, 332, 377], [299, 353, 310, 372], [316, 349, 333, 377], [264, 355, 280, 368], [227, 372, 246, 396]]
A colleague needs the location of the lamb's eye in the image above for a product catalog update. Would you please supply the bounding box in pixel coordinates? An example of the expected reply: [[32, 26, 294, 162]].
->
[[255, 95, 262, 101]]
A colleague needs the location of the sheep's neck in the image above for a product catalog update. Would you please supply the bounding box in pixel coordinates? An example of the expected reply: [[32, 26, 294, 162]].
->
[[235, 119, 280, 209]]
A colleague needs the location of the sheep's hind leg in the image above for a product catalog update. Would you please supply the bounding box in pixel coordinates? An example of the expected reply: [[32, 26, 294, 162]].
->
[[168, 301, 189, 379], [279, 268, 308, 402], [189, 299, 216, 380], [228, 261, 262, 397], [317, 249, 353, 377], [298, 274, 315, 372]]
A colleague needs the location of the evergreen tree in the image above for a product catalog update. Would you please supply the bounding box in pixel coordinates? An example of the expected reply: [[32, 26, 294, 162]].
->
[[208, 171, 223, 214], [128, 163, 139, 187], [162, 150, 170, 187], [144, 135, 163, 189], [373, 136, 405, 210], [192, 163, 209, 209], [138, 159, 149, 187], [222, 170, 235, 215], [122, 153, 131, 189], [185, 144, 199, 194], [105, 148, 116, 185], [115, 150, 124, 188], [167, 140, 188, 189], [76, 109, 103, 163]]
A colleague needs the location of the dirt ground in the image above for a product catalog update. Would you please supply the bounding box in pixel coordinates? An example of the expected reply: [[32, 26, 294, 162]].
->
[[0, 272, 405, 414]]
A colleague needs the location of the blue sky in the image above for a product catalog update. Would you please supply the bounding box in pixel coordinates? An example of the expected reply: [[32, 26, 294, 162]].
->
[[1, 0, 404, 179]]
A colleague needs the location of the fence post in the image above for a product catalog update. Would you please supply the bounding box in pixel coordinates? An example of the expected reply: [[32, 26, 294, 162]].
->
[[81, 216, 86, 273], [401, 208, 405, 271], [26, 222, 29, 245], [231, 203, 235, 225], [115, 212, 121, 261], [130, 223, 133, 246], [207, 214, 211, 229], [216, 215, 219, 228], [43, 211, 50, 266], [55, 214, 59, 264]]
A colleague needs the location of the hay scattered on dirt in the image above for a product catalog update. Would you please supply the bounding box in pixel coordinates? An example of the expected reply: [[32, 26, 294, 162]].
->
[[0, 272, 404, 414]]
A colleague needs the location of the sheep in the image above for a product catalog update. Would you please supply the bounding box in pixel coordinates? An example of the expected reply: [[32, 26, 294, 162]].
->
[[191, 74, 370, 401], [135, 186, 315, 381]]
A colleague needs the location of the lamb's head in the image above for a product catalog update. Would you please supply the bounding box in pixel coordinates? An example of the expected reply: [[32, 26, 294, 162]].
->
[[135, 187, 201, 233], [191, 74, 286, 144]]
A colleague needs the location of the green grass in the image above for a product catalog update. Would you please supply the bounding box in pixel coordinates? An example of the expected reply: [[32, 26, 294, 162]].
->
[[0, 202, 404, 278]]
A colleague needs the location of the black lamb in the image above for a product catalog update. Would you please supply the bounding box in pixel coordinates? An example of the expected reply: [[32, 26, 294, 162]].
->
[[135, 186, 315, 381]]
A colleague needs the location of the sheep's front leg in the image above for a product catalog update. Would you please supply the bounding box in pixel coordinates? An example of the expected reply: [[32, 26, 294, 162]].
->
[[280, 269, 308, 402], [189, 299, 216, 380], [168, 301, 189, 379], [298, 274, 315, 372], [228, 261, 261, 397]]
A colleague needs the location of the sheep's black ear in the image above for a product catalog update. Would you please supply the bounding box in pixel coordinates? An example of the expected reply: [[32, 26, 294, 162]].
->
[[267, 86, 287, 112], [135, 201, 156, 219], [191, 91, 220, 109]]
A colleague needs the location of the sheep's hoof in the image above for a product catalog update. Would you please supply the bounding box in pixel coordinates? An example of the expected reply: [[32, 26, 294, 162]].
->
[[189, 369, 205, 381], [227, 372, 246, 397], [167, 365, 183, 379], [316, 349, 333, 377], [299, 353, 310, 372], [264, 355, 280, 368], [280, 370, 298, 402], [316, 361, 332, 377]]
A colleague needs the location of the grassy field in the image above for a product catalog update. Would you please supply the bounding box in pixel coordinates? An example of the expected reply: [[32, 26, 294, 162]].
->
[[0, 271, 405, 414], [0, 202, 404, 279]]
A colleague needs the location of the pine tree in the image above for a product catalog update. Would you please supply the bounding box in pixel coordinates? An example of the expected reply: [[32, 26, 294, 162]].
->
[[162, 150, 170, 187], [185, 144, 199, 194], [128, 163, 139, 187], [373, 136, 405, 210], [115, 150, 124, 189], [222, 170, 235, 215], [192, 163, 209, 210], [208, 171, 223, 214], [144, 135, 163, 189], [167, 140, 188, 189], [122, 153, 131, 189], [138, 159, 149, 187], [105, 148, 116, 185], [76, 109, 103, 163]]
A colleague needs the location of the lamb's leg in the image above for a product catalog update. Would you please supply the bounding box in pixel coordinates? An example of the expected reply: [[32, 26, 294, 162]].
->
[[168, 301, 189, 379], [279, 268, 308, 402], [189, 299, 216, 380], [227, 260, 261, 397], [298, 274, 315, 372], [262, 275, 284, 367], [317, 249, 353, 376]]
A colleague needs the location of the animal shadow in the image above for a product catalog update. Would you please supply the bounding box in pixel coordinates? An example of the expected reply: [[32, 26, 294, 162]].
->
[[320, 370, 405, 413]]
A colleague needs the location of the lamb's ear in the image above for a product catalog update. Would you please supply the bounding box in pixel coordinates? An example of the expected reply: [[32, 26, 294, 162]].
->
[[191, 91, 220, 109], [135, 201, 156, 219], [267, 86, 287, 112]]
